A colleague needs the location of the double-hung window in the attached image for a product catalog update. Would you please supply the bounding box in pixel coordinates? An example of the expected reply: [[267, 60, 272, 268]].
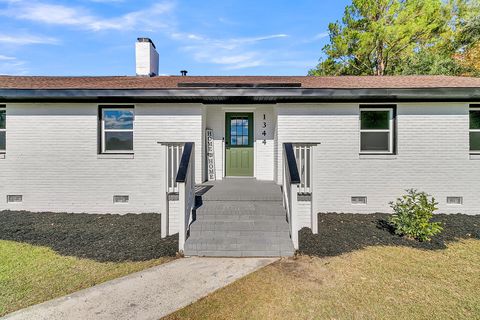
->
[[100, 106, 134, 153], [469, 106, 480, 153], [360, 106, 395, 154], [0, 106, 5, 153]]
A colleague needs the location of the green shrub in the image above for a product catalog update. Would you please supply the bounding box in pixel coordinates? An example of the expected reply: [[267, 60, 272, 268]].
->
[[389, 189, 443, 242]]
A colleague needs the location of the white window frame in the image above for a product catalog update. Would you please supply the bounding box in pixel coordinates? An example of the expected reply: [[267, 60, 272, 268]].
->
[[469, 106, 480, 154], [101, 107, 134, 154], [359, 107, 394, 154], [0, 106, 5, 153]]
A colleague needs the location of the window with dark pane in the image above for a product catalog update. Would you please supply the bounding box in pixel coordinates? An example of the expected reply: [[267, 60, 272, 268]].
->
[[469, 108, 480, 152], [0, 109, 5, 130], [0, 107, 5, 152], [470, 110, 480, 129], [470, 132, 480, 151], [361, 132, 389, 151], [105, 132, 133, 150], [361, 110, 389, 129], [230, 116, 249, 146], [359, 107, 393, 153]]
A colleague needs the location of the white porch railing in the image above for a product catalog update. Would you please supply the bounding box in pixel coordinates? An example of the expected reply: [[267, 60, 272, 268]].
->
[[294, 144, 313, 194], [282, 143, 300, 249], [176, 142, 195, 252], [166, 143, 184, 194]]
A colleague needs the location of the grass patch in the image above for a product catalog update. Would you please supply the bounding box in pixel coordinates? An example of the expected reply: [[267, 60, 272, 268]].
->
[[0, 240, 174, 316], [165, 239, 480, 320]]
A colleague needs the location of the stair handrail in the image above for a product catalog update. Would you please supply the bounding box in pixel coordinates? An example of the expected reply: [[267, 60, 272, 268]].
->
[[283, 143, 300, 249], [176, 142, 195, 252]]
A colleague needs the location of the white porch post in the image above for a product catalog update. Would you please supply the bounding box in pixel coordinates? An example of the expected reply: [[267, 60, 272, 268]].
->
[[160, 144, 168, 238], [311, 144, 318, 234], [290, 184, 299, 249], [178, 182, 186, 252]]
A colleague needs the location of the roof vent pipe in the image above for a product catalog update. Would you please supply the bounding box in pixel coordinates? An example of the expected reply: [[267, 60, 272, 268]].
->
[[135, 38, 159, 77], [181, 70, 188, 76]]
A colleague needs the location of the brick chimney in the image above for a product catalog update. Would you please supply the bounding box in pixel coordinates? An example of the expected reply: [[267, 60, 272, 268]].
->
[[135, 38, 159, 77]]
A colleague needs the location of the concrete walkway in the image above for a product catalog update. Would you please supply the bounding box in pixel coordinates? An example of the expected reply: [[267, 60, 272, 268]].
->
[[2, 257, 277, 320]]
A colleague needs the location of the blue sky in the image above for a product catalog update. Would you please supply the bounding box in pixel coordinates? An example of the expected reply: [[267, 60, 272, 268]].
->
[[0, 0, 349, 76]]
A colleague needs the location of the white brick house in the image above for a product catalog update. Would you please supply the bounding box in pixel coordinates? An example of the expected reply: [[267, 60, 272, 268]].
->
[[1, 38, 480, 253]]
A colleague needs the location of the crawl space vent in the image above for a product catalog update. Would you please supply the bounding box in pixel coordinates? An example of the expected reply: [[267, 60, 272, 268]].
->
[[351, 196, 367, 205]]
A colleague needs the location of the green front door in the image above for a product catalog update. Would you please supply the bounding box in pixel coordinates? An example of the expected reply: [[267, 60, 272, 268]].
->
[[225, 113, 254, 176]]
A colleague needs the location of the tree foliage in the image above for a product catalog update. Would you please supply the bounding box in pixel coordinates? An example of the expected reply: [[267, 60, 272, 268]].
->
[[309, 0, 480, 76]]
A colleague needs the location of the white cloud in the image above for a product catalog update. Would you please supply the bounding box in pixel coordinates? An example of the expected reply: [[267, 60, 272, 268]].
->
[[0, 0, 175, 31], [192, 50, 265, 70], [0, 33, 59, 45], [89, 0, 124, 3], [223, 59, 265, 70], [177, 33, 289, 70], [0, 55, 28, 74], [313, 32, 329, 40], [0, 54, 15, 60], [217, 17, 238, 26], [300, 32, 329, 44], [210, 54, 257, 65], [234, 34, 289, 42], [171, 33, 205, 41]]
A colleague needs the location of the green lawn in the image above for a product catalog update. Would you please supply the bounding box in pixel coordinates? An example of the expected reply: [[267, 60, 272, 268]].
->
[[0, 240, 173, 316], [166, 239, 480, 320]]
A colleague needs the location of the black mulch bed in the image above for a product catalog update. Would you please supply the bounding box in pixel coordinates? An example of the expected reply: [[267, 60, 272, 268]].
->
[[299, 213, 480, 257], [0, 210, 178, 262]]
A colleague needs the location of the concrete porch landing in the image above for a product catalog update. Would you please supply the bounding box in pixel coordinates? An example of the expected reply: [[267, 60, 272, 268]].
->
[[185, 179, 295, 257]]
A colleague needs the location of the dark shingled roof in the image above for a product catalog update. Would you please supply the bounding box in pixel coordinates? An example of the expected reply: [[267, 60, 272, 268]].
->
[[1, 75, 480, 89]]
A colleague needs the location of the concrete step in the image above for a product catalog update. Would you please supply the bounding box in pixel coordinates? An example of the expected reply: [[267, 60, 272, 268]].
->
[[198, 180, 283, 201], [186, 235, 293, 246], [186, 230, 291, 240], [194, 201, 287, 220], [189, 220, 290, 232], [195, 201, 286, 215], [184, 238, 295, 257], [195, 208, 286, 217], [184, 249, 294, 257], [185, 242, 294, 252], [194, 213, 288, 222], [184, 244, 294, 254]]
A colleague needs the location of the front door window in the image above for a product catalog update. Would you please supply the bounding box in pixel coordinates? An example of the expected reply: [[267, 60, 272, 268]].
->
[[230, 117, 249, 146]]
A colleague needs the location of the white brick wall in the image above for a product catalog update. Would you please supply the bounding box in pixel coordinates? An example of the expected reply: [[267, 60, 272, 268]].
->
[[2, 101, 477, 221], [0, 103, 203, 214], [297, 199, 312, 229], [168, 198, 180, 234], [254, 106, 275, 180], [277, 102, 480, 215]]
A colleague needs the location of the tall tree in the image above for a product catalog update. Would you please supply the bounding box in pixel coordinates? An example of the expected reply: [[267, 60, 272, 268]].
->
[[309, 0, 455, 76], [454, 1, 480, 75]]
